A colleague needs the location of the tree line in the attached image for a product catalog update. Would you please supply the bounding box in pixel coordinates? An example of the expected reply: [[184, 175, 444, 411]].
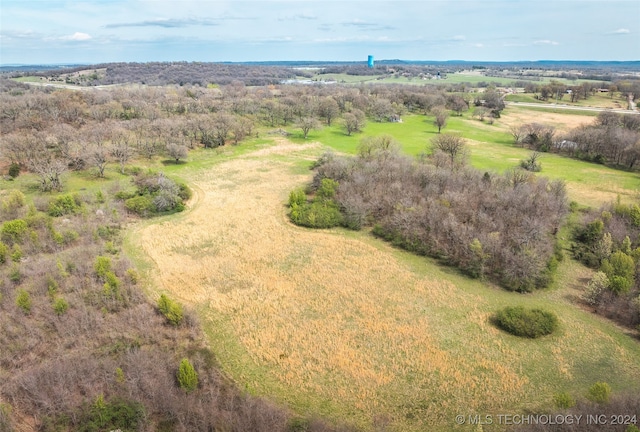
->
[[511, 111, 640, 169], [571, 199, 640, 331], [0, 75, 490, 188]]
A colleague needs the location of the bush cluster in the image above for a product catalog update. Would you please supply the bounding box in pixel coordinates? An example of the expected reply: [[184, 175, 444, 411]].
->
[[288, 179, 344, 229], [572, 201, 640, 329], [47, 193, 82, 217], [157, 294, 184, 326], [493, 306, 559, 338], [296, 142, 567, 291], [119, 171, 190, 217]]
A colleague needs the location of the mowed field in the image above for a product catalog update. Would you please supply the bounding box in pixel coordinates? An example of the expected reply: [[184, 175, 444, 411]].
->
[[130, 121, 640, 431]]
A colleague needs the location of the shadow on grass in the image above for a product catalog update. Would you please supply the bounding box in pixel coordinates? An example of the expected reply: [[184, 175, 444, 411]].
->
[[161, 159, 188, 166]]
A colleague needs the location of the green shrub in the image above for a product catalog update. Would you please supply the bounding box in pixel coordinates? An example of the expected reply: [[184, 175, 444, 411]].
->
[[47, 276, 59, 297], [176, 358, 198, 393], [9, 264, 21, 282], [177, 182, 192, 201], [587, 382, 612, 404], [157, 294, 184, 326], [124, 195, 154, 216], [1, 190, 25, 214], [115, 367, 125, 384], [493, 306, 559, 338], [47, 194, 81, 217], [102, 272, 121, 299], [316, 178, 339, 200], [114, 190, 137, 200], [8, 162, 20, 178], [289, 188, 307, 207], [126, 268, 139, 284], [94, 256, 112, 278], [10, 244, 22, 262], [1, 219, 28, 243], [16, 289, 31, 314], [290, 200, 343, 229], [288, 417, 311, 432], [0, 241, 7, 264], [53, 297, 69, 316], [96, 225, 118, 240], [78, 395, 144, 432], [553, 392, 576, 409], [600, 251, 635, 294]]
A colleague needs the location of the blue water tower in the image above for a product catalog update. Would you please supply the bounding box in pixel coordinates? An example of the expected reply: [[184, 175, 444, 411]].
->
[[367, 55, 374, 68]]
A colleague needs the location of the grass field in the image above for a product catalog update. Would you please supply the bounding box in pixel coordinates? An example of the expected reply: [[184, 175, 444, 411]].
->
[[288, 107, 639, 207], [7, 101, 631, 432], [126, 117, 640, 431]]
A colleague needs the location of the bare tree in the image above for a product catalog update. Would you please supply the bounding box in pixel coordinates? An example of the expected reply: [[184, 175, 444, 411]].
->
[[432, 106, 449, 133], [23, 135, 67, 191], [472, 107, 491, 122], [231, 116, 254, 144], [297, 117, 320, 139], [110, 129, 134, 174], [509, 124, 523, 145], [370, 98, 394, 122], [431, 133, 467, 167], [343, 109, 366, 136], [447, 95, 468, 116], [317, 97, 340, 126], [48, 123, 84, 170], [166, 143, 188, 163], [210, 113, 235, 147]]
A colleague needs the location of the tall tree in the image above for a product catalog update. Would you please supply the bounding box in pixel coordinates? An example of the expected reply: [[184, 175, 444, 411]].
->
[[318, 97, 340, 126], [432, 106, 449, 133], [431, 133, 467, 167]]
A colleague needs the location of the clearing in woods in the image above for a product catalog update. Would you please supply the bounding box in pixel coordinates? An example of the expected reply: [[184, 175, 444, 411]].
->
[[132, 139, 640, 431]]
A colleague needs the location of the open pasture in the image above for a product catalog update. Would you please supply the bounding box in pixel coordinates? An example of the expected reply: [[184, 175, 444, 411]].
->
[[296, 108, 640, 207], [130, 122, 640, 431]]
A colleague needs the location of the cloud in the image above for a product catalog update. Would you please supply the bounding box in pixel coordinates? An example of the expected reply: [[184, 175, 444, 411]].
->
[[1, 30, 40, 40], [294, 13, 317, 20], [64, 32, 92, 41], [451, 35, 466, 41], [43, 32, 92, 42], [533, 39, 559, 46], [473, 43, 484, 48], [278, 12, 317, 22], [105, 18, 218, 29], [609, 28, 630, 34], [341, 19, 395, 31]]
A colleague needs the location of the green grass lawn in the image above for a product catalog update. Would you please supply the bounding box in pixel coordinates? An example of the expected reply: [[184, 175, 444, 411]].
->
[[288, 109, 639, 207]]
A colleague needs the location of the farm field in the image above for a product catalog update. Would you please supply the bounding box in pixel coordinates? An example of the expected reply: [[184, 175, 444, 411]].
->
[[128, 104, 640, 431]]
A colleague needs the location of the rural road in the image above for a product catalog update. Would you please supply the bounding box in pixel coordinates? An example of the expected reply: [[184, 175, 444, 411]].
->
[[506, 101, 639, 114]]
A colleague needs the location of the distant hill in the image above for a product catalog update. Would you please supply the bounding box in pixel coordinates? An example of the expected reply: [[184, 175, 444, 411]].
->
[[2, 60, 638, 87]]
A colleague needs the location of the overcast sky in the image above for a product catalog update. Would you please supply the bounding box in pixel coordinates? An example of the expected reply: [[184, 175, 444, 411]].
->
[[1, 0, 638, 64]]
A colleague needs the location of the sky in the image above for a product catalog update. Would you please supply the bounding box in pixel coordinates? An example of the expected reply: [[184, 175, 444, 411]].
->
[[1, 0, 638, 64]]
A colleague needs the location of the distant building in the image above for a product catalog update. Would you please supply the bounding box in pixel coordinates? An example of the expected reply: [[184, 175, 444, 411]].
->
[[368, 55, 374, 68]]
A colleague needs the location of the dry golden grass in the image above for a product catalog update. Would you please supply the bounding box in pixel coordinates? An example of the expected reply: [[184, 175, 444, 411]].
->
[[132, 139, 640, 431], [500, 107, 593, 135]]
